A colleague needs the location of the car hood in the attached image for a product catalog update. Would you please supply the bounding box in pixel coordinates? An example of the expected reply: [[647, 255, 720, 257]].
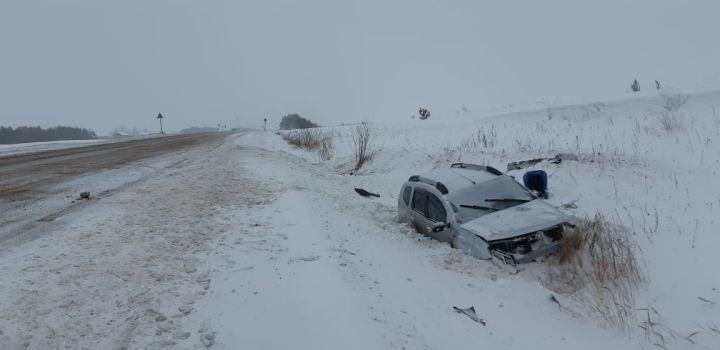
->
[[460, 200, 565, 241]]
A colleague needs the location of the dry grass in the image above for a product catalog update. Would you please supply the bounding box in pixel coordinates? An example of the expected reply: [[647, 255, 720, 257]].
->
[[556, 228, 585, 265], [658, 110, 682, 133], [316, 135, 334, 161], [656, 94, 688, 134], [545, 213, 645, 332], [661, 93, 688, 112], [281, 129, 335, 161]]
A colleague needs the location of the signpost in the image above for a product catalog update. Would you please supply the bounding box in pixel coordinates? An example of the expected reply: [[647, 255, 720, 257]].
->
[[157, 113, 164, 134]]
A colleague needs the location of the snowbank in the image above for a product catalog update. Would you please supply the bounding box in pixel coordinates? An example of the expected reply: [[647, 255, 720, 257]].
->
[[266, 91, 720, 349]]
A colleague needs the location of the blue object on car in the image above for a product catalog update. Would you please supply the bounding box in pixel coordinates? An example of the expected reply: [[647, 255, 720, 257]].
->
[[523, 170, 548, 199]]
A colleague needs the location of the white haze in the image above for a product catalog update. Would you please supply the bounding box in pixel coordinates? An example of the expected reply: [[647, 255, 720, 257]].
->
[[1, 0, 719, 134]]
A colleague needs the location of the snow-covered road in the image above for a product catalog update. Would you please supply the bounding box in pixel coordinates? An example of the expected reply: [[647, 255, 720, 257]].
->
[[0, 134, 265, 349]]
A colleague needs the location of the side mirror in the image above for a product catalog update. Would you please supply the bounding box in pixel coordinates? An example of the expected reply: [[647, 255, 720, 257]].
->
[[431, 222, 450, 232]]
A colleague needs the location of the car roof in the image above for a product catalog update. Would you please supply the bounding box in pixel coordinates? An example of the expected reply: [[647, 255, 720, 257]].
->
[[412, 167, 499, 195]]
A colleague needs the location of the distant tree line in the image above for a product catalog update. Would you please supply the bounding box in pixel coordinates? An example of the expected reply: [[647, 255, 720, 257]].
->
[[0, 126, 97, 144], [279, 114, 318, 130]]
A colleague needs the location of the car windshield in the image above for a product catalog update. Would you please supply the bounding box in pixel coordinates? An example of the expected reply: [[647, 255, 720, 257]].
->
[[449, 175, 535, 224]]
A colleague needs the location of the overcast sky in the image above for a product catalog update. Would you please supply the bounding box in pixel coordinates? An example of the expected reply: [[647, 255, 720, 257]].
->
[[2, 0, 719, 134]]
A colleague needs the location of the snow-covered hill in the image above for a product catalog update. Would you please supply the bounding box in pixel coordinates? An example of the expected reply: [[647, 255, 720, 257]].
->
[[257, 90, 720, 349]]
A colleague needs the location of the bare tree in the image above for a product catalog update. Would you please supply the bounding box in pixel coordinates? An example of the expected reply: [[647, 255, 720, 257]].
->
[[352, 122, 372, 170]]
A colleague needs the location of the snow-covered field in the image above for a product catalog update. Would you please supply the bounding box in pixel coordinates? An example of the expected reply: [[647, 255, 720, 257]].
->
[[0, 134, 165, 157], [1, 91, 719, 349], [0, 139, 105, 156]]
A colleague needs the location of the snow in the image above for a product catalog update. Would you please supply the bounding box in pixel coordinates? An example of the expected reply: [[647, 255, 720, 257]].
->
[[0, 134, 164, 156], [1, 91, 719, 349], [0, 139, 104, 156], [184, 148, 626, 350], [459, 200, 564, 241]]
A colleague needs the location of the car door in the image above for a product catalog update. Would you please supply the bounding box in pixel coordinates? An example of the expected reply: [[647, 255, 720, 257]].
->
[[410, 188, 452, 243], [426, 192, 452, 243], [410, 187, 431, 236]]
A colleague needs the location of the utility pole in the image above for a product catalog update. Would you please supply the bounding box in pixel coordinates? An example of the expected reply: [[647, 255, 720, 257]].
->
[[157, 113, 164, 134]]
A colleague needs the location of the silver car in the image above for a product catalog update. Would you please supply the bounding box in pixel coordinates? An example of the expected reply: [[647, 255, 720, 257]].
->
[[398, 163, 568, 264]]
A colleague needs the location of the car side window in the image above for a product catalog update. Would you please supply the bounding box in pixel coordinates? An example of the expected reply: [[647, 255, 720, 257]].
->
[[402, 186, 412, 206], [411, 188, 428, 215], [427, 194, 447, 223]]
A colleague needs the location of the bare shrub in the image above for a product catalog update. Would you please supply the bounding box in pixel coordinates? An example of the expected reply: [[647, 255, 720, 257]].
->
[[282, 129, 318, 148], [352, 122, 373, 170], [514, 137, 544, 154], [658, 110, 681, 133], [433, 145, 462, 168], [476, 126, 497, 149], [316, 134, 334, 161], [580, 103, 605, 120], [459, 126, 499, 153], [281, 129, 334, 161], [661, 93, 688, 112], [655, 93, 688, 133], [545, 213, 645, 332]]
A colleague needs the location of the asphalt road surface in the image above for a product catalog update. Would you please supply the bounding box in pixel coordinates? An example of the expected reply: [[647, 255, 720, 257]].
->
[[0, 133, 228, 200]]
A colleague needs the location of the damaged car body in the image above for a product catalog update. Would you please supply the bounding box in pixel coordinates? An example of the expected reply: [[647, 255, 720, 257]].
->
[[398, 163, 569, 265]]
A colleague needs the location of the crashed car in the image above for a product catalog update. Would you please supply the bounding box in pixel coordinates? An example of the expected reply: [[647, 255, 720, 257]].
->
[[398, 163, 568, 264]]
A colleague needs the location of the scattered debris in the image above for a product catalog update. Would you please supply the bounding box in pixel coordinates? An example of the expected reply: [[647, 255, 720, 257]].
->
[[698, 296, 716, 305], [507, 153, 578, 171], [452, 306, 486, 325], [556, 153, 579, 161], [490, 251, 519, 274], [560, 200, 579, 209], [507, 157, 546, 171], [79, 191, 91, 200], [354, 188, 380, 197]]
